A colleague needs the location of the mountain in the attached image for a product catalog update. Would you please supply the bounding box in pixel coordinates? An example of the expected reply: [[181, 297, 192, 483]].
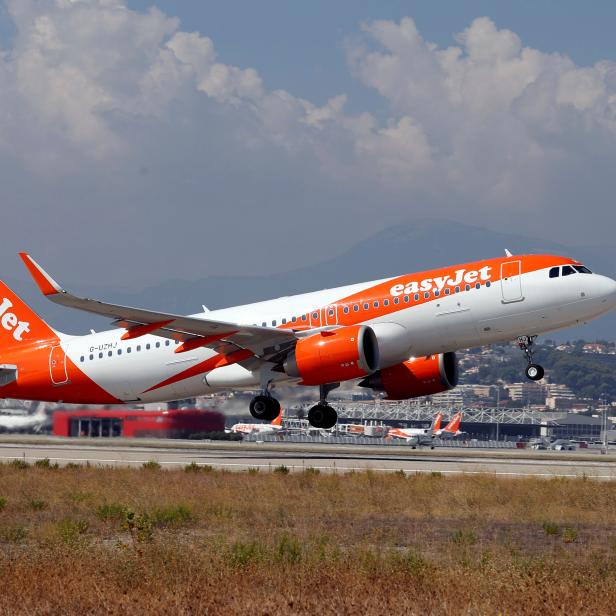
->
[[6, 219, 616, 340]]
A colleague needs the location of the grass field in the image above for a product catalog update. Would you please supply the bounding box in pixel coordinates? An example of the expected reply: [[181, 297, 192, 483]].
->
[[1, 461, 616, 614]]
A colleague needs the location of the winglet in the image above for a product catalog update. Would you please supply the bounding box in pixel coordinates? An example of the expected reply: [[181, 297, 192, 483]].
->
[[18, 253, 63, 296]]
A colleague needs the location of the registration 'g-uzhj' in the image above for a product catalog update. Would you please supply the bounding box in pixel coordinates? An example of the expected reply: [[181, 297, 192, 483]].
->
[[1, 252, 615, 429]]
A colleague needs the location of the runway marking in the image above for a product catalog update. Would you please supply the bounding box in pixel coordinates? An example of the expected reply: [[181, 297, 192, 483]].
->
[[0, 454, 614, 479]]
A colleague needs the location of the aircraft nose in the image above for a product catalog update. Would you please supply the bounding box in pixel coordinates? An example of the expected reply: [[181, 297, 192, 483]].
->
[[595, 275, 616, 308]]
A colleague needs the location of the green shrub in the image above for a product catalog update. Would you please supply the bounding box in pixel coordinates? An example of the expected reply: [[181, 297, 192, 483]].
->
[[0, 497, 6, 511], [227, 540, 265, 568], [152, 504, 193, 527], [28, 499, 47, 511], [184, 462, 213, 473], [562, 527, 578, 543], [274, 465, 289, 475], [0, 526, 27, 543], [96, 502, 127, 522], [9, 459, 29, 469], [57, 518, 89, 543], [542, 520, 560, 536], [122, 509, 154, 543], [275, 534, 302, 564], [141, 460, 161, 471], [34, 458, 58, 469], [304, 467, 320, 476]]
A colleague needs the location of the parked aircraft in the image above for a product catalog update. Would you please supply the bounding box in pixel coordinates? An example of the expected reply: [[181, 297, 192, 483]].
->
[[0, 403, 48, 433], [0, 252, 614, 429], [388, 412, 443, 446], [435, 411, 464, 439], [229, 410, 283, 435]]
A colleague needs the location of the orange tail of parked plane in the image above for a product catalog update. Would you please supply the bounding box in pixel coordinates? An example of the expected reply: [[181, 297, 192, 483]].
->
[[442, 411, 462, 434], [431, 412, 443, 432]]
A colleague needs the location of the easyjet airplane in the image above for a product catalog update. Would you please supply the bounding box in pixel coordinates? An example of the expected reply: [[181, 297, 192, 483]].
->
[[0, 252, 615, 430]]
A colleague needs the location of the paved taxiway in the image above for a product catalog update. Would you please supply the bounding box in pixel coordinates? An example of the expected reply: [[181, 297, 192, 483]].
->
[[1, 437, 616, 478]]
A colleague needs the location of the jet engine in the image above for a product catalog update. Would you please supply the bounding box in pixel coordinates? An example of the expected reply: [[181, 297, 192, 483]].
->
[[284, 325, 379, 386], [359, 352, 458, 400]]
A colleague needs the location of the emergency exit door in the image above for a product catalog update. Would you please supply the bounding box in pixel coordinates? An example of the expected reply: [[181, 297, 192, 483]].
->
[[49, 345, 69, 385]]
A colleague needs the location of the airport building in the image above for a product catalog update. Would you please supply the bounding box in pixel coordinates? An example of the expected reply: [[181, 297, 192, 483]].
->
[[53, 408, 224, 439]]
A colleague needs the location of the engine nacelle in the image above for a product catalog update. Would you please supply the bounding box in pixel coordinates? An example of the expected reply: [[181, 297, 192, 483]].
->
[[284, 325, 379, 386], [360, 352, 458, 400]]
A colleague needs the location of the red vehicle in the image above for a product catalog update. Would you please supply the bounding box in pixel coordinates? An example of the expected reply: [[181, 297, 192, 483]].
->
[[53, 408, 224, 439]]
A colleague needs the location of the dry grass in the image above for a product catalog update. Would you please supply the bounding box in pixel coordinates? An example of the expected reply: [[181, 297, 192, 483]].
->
[[1, 463, 616, 614]]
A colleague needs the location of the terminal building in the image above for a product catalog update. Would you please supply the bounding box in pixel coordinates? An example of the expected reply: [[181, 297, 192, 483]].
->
[[53, 408, 224, 439]]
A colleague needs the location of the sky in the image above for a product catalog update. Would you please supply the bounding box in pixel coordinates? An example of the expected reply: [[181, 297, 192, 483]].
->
[[1, 1, 616, 288]]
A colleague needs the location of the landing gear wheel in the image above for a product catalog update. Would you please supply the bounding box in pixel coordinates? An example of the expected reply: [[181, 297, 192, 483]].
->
[[308, 404, 338, 430], [525, 364, 544, 381], [249, 395, 280, 421]]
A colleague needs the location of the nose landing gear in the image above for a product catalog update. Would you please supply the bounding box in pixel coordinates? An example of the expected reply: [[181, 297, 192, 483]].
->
[[518, 336, 545, 381]]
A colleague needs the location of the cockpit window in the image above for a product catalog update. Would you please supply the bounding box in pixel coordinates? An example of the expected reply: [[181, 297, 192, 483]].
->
[[562, 265, 576, 276], [549, 267, 559, 278], [574, 265, 592, 274]]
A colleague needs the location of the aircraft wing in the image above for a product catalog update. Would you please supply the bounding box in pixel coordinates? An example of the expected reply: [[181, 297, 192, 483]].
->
[[19, 253, 297, 363]]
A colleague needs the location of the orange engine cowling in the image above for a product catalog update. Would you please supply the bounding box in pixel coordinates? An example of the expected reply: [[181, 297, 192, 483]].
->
[[284, 325, 379, 386], [359, 352, 458, 400]]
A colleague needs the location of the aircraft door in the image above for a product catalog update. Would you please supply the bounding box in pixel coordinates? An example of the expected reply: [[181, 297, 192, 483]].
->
[[500, 261, 524, 303], [323, 304, 338, 326], [49, 344, 69, 386]]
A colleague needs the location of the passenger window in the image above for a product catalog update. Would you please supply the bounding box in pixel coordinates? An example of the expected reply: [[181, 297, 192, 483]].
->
[[373, 301, 379, 308], [165, 340, 170, 346], [302, 315, 307, 322], [312, 312, 318, 320], [262, 322, 266, 327], [108, 351, 113, 357], [80, 356, 84, 362], [444, 288, 450, 295], [353, 305, 359, 312], [549, 267, 559, 278], [343, 306, 349, 314], [328, 309, 334, 317], [394, 297, 400, 305], [127, 347, 131, 354], [424, 292, 429, 299], [475, 282, 481, 289], [383, 299, 389, 307], [404, 295, 410, 303], [118, 349, 122, 355], [155, 342, 160, 349], [272, 320, 277, 326], [136, 345, 141, 352], [98, 352, 103, 359], [292, 316, 297, 323], [363, 303, 369, 310], [89, 354, 94, 360], [434, 290, 440, 297], [455, 286, 460, 293], [414, 294, 419, 301], [146, 344, 150, 350], [486, 281, 491, 287], [562, 265, 575, 276], [282, 318, 287, 324], [465, 284, 470, 291]]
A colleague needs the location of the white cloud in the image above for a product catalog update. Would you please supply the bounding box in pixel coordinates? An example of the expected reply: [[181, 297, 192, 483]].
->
[[0, 3, 616, 283]]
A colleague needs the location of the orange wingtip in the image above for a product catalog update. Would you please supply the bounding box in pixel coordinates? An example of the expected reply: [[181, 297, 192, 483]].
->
[[19, 252, 62, 296]]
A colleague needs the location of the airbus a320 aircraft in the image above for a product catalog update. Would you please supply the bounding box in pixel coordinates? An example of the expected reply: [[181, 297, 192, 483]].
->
[[0, 253, 614, 430]]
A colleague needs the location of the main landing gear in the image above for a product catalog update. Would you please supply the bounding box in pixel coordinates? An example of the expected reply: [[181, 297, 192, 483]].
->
[[307, 383, 339, 430], [517, 335, 545, 381], [249, 393, 280, 421]]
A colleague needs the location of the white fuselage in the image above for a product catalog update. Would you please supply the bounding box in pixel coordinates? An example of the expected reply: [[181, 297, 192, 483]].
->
[[53, 263, 616, 403]]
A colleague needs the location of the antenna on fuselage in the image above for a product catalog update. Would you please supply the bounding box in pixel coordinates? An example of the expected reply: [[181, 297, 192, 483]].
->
[[504, 249, 513, 257]]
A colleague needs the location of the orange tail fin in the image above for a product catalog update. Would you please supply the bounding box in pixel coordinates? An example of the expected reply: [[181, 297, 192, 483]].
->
[[0, 281, 57, 351], [432, 412, 443, 431], [443, 411, 462, 433], [271, 407, 283, 426]]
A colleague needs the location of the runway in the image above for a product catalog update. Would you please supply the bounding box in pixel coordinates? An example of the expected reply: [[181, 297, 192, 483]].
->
[[1, 437, 616, 478]]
